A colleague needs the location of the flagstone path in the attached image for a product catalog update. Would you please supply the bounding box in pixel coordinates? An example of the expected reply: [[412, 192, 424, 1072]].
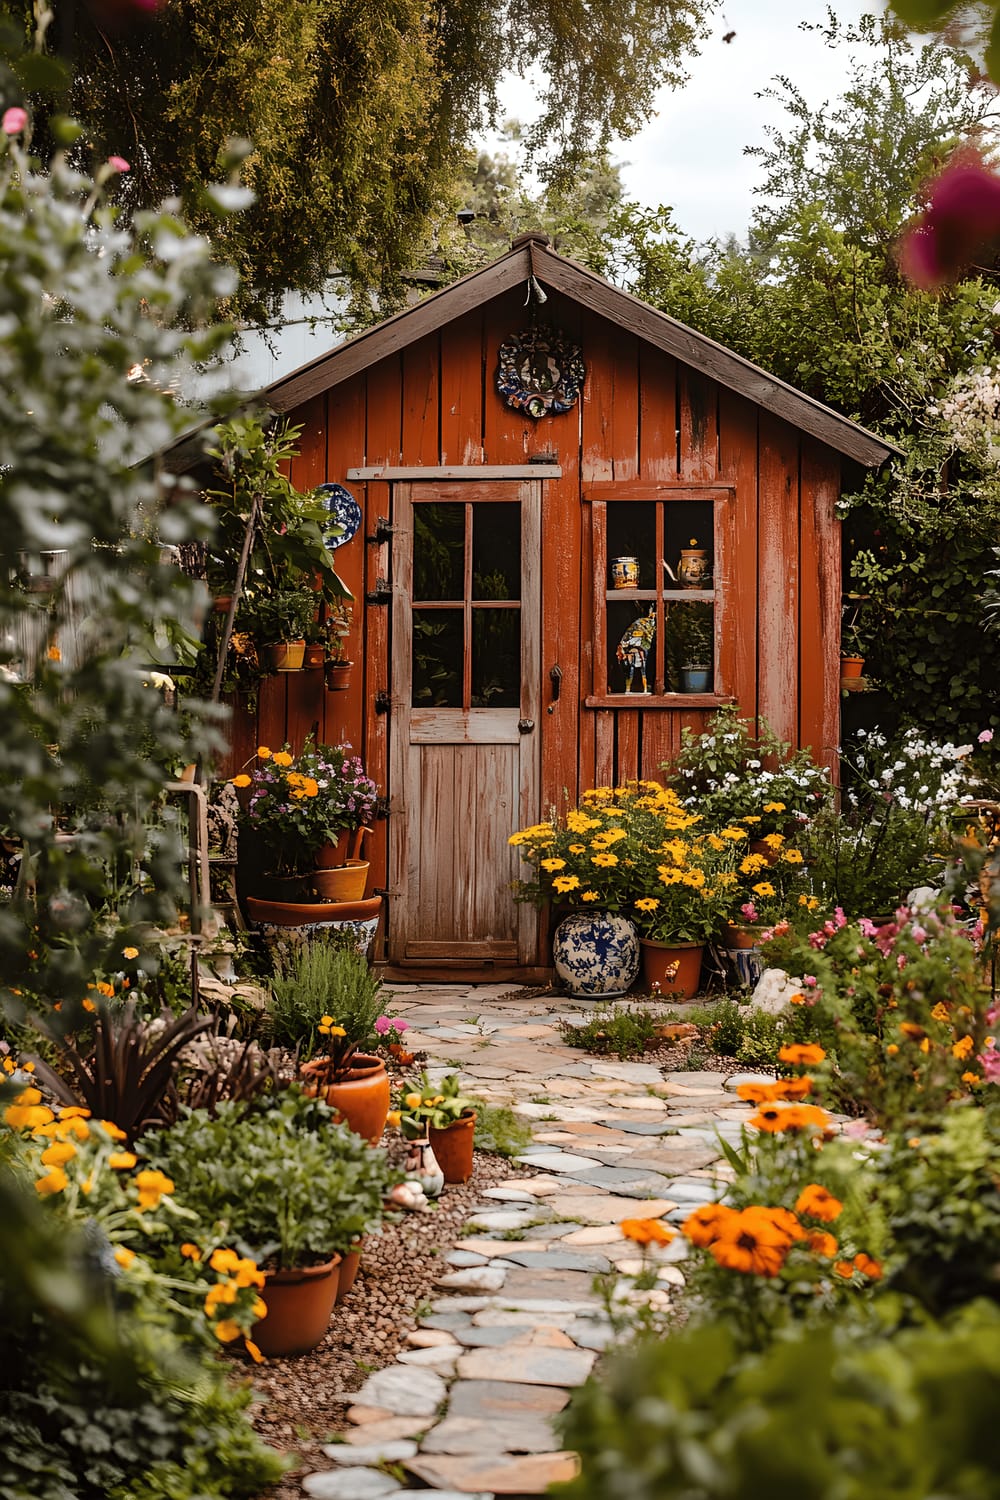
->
[[300, 984, 766, 1500]]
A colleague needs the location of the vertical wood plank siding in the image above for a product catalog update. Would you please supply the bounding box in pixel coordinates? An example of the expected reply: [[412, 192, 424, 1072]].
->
[[219, 294, 845, 962]]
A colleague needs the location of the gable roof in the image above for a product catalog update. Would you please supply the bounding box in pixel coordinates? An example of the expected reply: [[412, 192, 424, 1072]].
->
[[265, 237, 897, 468]]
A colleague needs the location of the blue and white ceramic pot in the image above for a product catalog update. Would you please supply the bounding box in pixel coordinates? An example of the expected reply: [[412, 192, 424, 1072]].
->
[[552, 910, 640, 998]]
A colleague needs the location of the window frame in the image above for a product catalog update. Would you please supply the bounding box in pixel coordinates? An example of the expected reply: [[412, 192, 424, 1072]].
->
[[583, 484, 736, 707]]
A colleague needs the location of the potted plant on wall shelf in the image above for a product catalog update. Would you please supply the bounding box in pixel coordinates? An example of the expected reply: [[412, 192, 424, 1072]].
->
[[324, 601, 355, 691], [840, 622, 866, 681], [143, 1089, 395, 1357], [239, 585, 317, 672]]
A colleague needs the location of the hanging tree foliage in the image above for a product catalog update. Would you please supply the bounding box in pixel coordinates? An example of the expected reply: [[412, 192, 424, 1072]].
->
[[1, 0, 710, 321]]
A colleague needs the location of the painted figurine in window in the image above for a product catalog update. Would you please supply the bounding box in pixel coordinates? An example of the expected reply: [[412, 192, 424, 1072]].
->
[[617, 603, 656, 694]]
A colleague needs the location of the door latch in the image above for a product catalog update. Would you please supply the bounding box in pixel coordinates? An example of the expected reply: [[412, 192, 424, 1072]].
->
[[549, 663, 562, 701], [518, 718, 535, 734], [366, 517, 395, 545], [366, 576, 392, 604], [374, 690, 391, 715]]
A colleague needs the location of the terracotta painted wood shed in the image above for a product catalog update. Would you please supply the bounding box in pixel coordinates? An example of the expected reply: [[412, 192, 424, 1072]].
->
[[226, 233, 895, 977]]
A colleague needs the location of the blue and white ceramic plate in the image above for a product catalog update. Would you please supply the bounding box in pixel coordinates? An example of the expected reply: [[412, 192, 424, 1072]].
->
[[316, 483, 362, 549]]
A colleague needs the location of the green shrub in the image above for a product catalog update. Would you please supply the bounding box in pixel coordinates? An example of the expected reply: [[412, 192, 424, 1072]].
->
[[561, 1006, 663, 1059], [268, 941, 386, 1061], [468, 1103, 533, 1157], [560, 1302, 1000, 1500], [143, 1088, 395, 1266]]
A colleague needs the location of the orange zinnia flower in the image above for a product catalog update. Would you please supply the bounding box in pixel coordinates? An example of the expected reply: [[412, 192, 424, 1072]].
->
[[751, 1103, 830, 1134], [795, 1184, 843, 1223], [834, 1259, 856, 1279], [807, 1230, 838, 1258], [620, 1217, 675, 1246], [737, 1078, 813, 1104], [852, 1252, 883, 1280], [777, 1043, 826, 1067], [682, 1202, 735, 1247], [707, 1207, 793, 1277]]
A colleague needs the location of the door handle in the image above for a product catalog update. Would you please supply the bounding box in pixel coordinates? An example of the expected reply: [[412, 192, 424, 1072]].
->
[[549, 664, 562, 701], [518, 718, 535, 734]]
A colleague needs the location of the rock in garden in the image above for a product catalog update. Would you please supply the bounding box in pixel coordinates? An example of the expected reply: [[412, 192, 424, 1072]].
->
[[750, 966, 801, 1013]]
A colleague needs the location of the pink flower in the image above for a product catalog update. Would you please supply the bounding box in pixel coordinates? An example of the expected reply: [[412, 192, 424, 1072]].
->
[[803, 974, 818, 987], [979, 729, 994, 744], [808, 931, 828, 950], [911, 925, 927, 944], [858, 918, 878, 938], [833, 907, 847, 929], [740, 902, 759, 922], [899, 148, 1000, 289], [107, 155, 130, 172], [2, 107, 27, 136]]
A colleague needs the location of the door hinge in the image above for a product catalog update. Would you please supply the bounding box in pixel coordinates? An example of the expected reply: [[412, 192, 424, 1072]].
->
[[374, 690, 391, 715], [366, 517, 395, 545], [366, 576, 392, 605]]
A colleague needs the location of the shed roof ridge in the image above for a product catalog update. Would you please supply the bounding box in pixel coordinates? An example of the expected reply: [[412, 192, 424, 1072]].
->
[[264, 241, 898, 467]]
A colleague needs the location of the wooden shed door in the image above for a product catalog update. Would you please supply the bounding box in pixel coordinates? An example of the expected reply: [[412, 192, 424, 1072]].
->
[[389, 479, 541, 964]]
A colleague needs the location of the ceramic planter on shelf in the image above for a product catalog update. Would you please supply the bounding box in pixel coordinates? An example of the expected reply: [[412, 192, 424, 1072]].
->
[[428, 1110, 476, 1184], [639, 939, 704, 999], [303, 642, 326, 669], [680, 666, 712, 693], [261, 639, 306, 672], [840, 654, 865, 680], [552, 910, 640, 998], [301, 1052, 391, 1144], [251, 1255, 342, 1358], [325, 660, 354, 691]]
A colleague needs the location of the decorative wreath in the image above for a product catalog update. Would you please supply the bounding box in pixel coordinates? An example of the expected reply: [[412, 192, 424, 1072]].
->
[[495, 325, 586, 419]]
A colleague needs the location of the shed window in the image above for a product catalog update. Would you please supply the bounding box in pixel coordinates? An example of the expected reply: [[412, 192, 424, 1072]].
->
[[587, 488, 732, 703]]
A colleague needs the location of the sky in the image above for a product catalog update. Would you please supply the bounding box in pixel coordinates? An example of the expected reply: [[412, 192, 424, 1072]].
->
[[484, 0, 876, 243]]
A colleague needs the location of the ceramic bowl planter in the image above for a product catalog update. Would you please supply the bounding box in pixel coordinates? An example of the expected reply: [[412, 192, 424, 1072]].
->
[[639, 939, 704, 999], [428, 1109, 476, 1184], [245, 892, 382, 957], [251, 1255, 342, 1358], [552, 911, 640, 998], [301, 1052, 391, 1144]]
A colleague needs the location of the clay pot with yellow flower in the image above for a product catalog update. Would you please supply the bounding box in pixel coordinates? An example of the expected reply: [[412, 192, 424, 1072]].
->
[[391, 1071, 478, 1185], [270, 942, 393, 1144], [232, 736, 378, 907]]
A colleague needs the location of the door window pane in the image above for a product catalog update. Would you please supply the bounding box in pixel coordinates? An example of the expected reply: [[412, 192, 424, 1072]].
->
[[664, 601, 714, 692], [414, 504, 464, 600], [472, 608, 520, 707], [412, 608, 463, 706], [472, 502, 520, 601]]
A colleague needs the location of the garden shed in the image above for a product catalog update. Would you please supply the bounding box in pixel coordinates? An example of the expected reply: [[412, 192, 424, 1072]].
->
[[222, 233, 895, 977]]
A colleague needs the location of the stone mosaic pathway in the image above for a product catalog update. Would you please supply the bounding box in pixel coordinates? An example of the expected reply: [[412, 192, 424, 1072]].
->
[[300, 985, 765, 1500]]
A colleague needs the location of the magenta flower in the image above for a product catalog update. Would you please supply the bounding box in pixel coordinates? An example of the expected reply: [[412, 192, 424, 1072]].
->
[[2, 107, 27, 136], [899, 148, 1000, 289], [107, 155, 130, 172]]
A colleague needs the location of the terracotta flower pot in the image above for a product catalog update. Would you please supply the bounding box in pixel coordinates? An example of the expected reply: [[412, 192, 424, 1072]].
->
[[335, 1242, 363, 1303], [252, 1256, 341, 1358], [303, 642, 326, 669], [639, 939, 704, 999], [840, 655, 865, 680], [325, 661, 353, 691], [720, 922, 769, 950], [310, 859, 369, 902], [262, 639, 306, 672], [303, 1053, 390, 1144], [316, 828, 370, 868], [428, 1110, 476, 1184]]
